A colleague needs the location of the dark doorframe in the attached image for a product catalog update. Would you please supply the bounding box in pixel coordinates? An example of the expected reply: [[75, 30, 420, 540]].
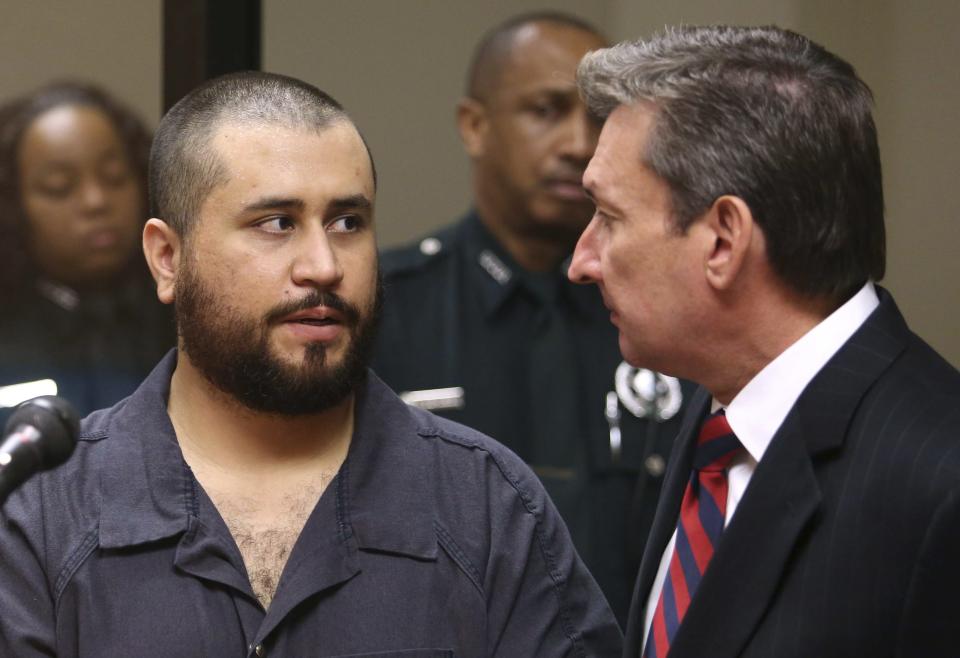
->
[[162, 0, 261, 113]]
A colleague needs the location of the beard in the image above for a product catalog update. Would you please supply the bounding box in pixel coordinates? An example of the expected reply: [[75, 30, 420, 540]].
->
[[174, 262, 382, 416]]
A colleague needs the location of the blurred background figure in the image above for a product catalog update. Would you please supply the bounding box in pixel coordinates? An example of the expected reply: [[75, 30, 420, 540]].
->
[[372, 11, 692, 623], [0, 82, 174, 418]]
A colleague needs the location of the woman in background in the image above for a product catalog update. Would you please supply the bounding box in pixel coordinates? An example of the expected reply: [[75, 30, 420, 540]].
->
[[0, 82, 174, 417]]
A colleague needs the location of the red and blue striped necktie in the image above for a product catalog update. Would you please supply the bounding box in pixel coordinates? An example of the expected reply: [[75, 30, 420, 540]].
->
[[643, 410, 744, 658]]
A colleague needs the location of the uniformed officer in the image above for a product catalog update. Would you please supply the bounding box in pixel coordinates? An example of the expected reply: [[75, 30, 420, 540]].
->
[[0, 82, 175, 424], [372, 11, 693, 623]]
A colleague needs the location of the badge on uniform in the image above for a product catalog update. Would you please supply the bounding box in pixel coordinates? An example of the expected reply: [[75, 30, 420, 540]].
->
[[399, 386, 466, 411], [614, 362, 682, 421], [605, 362, 682, 463]]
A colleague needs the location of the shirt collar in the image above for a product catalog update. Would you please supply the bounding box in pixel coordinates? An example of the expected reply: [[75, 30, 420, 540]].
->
[[723, 282, 880, 465], [340, 371, 438, 560], [36, 279, 79, 311], [35, 273, 149, 319], [460, 211, 521, 317], [96, 350, 437, 560], [461, 210, 594, 318], [98, 350, 192, 548]]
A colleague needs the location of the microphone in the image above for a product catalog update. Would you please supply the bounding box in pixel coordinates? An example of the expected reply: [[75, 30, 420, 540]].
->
[[0, 396, 79, 505]]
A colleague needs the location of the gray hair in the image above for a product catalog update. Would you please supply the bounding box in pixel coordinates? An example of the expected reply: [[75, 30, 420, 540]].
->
[[577, 25, 885, 302]]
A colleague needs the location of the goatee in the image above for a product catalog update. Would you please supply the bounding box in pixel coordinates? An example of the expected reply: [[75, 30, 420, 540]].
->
[[175, 264, 382, 416]]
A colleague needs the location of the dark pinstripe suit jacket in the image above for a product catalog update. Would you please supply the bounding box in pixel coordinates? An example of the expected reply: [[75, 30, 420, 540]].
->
[[624, 290, 960, 657]]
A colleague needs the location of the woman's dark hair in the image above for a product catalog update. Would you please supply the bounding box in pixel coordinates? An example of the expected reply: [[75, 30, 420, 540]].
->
[[0, 81, 151, 300]]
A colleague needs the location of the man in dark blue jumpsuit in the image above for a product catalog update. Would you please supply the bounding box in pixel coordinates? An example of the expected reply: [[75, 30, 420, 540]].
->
[[373, 12, 693, 624], [0, 72, 621, 656]]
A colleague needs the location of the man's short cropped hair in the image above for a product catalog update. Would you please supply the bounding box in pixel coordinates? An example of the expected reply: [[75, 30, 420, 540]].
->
[[149, 71, 374, 236], [577, 25, 885, 303], [466, 11, 606, 101]]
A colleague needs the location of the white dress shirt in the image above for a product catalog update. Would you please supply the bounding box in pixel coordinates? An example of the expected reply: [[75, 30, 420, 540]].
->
[[641, 282, 880, 650]]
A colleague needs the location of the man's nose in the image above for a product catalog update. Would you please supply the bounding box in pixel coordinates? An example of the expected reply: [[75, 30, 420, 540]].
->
[[291, 230, 343, 288], [567, 216, 601, 285]]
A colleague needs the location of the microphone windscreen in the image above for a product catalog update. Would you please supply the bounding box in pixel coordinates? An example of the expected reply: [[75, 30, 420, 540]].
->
[[4, 396, 79, 467]]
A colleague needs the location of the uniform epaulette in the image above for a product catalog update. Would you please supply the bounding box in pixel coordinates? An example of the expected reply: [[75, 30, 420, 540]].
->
[[380, 224, 459, 279]]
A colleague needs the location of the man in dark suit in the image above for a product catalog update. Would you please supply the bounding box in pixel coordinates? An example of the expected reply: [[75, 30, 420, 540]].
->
[[568, 25, 960, 657]]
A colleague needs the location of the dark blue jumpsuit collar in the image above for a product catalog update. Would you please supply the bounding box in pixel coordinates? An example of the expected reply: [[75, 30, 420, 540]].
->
[[97, 350, 191, 548], [95, 349, 438, 578], [342, 369, 439, 560]]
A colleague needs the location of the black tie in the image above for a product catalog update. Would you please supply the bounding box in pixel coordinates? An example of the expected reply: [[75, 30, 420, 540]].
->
[[524, 273, 584, 517]]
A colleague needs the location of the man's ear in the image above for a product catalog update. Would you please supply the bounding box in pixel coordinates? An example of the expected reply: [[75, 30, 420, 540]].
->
[[702, 195, 758, 291], [456, 97, 488, 158], [142, 218, 181, 305]]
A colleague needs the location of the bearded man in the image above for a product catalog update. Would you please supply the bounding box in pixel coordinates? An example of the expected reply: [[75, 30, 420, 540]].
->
[[0, 71, 621, 657]]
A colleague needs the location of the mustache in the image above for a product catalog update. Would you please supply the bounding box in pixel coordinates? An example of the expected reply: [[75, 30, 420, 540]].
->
[[547, 162, 587, 178], [265, 289, 361, 326], [546, 160, 588, 180]]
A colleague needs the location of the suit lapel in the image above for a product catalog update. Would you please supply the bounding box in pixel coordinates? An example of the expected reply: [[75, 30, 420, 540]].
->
[[666, 290, 909, 658], [623, 389, 711, 656]]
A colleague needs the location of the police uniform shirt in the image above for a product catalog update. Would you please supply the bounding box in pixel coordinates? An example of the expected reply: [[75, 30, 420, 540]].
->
[[373, 211, 693, 623]]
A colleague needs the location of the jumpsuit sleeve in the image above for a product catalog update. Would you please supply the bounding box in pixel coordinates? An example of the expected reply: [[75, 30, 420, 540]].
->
[[0, 481, 58, 657], [482, 456, 623, 657]]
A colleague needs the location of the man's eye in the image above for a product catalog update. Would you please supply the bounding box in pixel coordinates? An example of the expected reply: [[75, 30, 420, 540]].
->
[[258, 216, 295, 232], [527, 97, 571, 121], [328, 215, 362, 233], [530, 102, 559, 120], [593, 208, 615, 226]]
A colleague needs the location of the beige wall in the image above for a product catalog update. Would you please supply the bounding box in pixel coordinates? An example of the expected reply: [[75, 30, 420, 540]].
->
[[263, 0, 613, 250], [1, 1, 956, 365], [0, 0, 162, 125]]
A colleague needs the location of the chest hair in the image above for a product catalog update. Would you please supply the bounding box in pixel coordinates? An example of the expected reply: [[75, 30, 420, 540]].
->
[[207, 472, 334, 609]]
